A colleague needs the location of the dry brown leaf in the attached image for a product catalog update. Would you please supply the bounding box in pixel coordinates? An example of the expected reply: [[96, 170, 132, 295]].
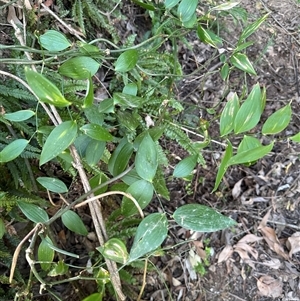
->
[[261, 258, 281, 269], [257, 275, 283, 297], [238, 234, 263, 244], [234, 245, 255, 268], [218, 245, 233, 263], [232, 178, 243, 199], [287, 232, 300, 257]]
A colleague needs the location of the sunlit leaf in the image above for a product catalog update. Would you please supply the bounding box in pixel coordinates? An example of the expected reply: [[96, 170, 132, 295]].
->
[[290, 132, 300, 143], [37, 177, 68, 193], [0, 139, 29, 163], [230, 53, 256, 75], [262, 104, 292, 135], [39, 30, 71, 51], [61, 210, 88, 236], [211, 1, 240, 11], [173, 204, 236, 232], [239, 14, 269, 41], [115, 49, 138, 72]]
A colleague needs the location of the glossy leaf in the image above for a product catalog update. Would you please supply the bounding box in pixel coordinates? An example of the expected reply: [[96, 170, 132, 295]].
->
[[290, 132, 300, 143], [230, 53, 256, 75], [234, 84, 262, 134], [39, 30, 71, 51], [17, 201, 49, 223], [85, 140, 106, 166], [239, 14, 269, 41], [262, 104, 292, 135], [0, 139, 29, 163], [0, 218, 5, 239], [83, 76, 94, 108], [173, 204, 236, 232], [115, 49, 138, 72], [122, 180, 154, 216], [97, 238, 129, 264], [4, 110, 35, 122], [173, 154, 198, 178], [135, 133, 158, 182], [62, 210, 88, 236], [228, 142, 274, 166], [80, 124, 113, 141], [38, 236, 55, 271], [129, 213, 168, 262], [37, 177, 68, 193], [178, 0, 198, 23], [59, 57, 100, 80], [108, 139, 134, 177], [40, 121, 77, 165], [25, 68, 71, 107], [164, 0, 180, 9], [197, 25, 218, 48], [220, 93, 239, 136], [212, 140, 232, 192]]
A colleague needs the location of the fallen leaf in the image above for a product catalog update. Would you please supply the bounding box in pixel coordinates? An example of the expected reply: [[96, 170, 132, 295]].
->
[[286, 232, 300, 257], [218, 245, 233, 263], [257, 275, 283, 297], [260, 258, 281, 269], [232, 178, 244, 199], [238, 234, 263, 244]]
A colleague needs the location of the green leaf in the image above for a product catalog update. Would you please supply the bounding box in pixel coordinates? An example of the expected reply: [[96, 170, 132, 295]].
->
[[38, 236, 55, 271], [164, 0, 180, 9], [0, 139, 29, 163], [83, 76, 94, 108], [131, 0, 155, 11], [115, 49, 138, 72], [173, 154, 198, 178], [17, 201, 49, 223], [4, 110, 35, 122], [182, 12, 197, 28], [81, 293, 103, 301], [89, 172, 109, 195], [85, 140, 106, 166], [108, 139, 134, 177], [129, 213, 168, 262], [25, 68, 71, 107], [61, 210, 88, 236], [234, 83, 262, 134], [135, 133, 158, 182], [173, 204, 236, 232], [122, 180, 154, 216], [220, 93, 239, 136], [59, 57, 100, 80], [239, 14, 269, 41], [212, 140, 232, 192], [262, 104, 292, 135], [197, 25, 218, 48], [238, 135, 261, 153], [44, 241, 79, 258], [123, 83, 138, 96], [80, 124, 113, 141], [228, 142, 274, 165], [230, 53, 257, 75], [211, 1, 240, 11], [40, 121, 77, 165], [99, 98, 114, 113], [290, 132, 300, 143], [37, 177, 68, 193], [113, 92, 145, 108], [220, 63, 230, 81], [0, 218, 5, 239], [48, 260, 69, 276], [178, 0, 198, 22], [39, 30, 71, 51], [97, 238, 129, 264]]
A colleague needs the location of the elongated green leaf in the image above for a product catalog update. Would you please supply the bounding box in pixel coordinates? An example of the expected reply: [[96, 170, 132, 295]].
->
[[38, 236, 55, 271], [83, 76, 94, 108], [129, 213, 168, 262], [25, 68, 71, 107], [48, 261, 69, 277], [122, 180, 154, 216], [220, 63, 229, 80], [173, 155, 198, 178], [220, 93, 239, 136], [39, 30, 71, 51], [135, 133, 158, 182], [44, 242, 78, 258], [97, 238, 129, 264], [85, 140, 106, 166], [237, 135, 261, 153], [230, 53, 256, 75], [108, 139, 134, 177], [211, 1, 240, 11], [81, 293, 103, 301], [115, 49, 138, 72], [197, 25, 218, 48], [212, 140, 232, 192], [4, 110, 35, 122], [62, 210, 88, 236], [0, 139, 29, 163], [164, 0, 180, 9], [17, 201, 49, 223], [59, 57, 100, 80], [290, 132, 300, 143], [173, 204, 236, 232], [234, 41, 254, 53], [0, 218, 5, 239], [80, 124, 113, 141], [113, 92, 145, 108], [234, 84, 262, 134], [240, 14, 269, 41], [178, 0, 198, 22], [228, 142, 274, 165], [37, 177, 68, 193], [262, 104, 292, 135], [40, 121, 77, 165]]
